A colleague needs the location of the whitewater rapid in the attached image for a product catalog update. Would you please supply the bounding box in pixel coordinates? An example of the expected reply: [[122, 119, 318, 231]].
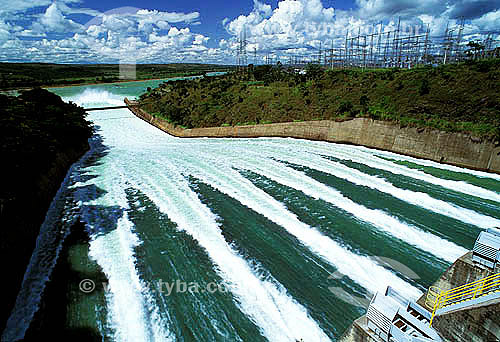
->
[[7, 87, 499, 342], [71, 89, 500, 341]]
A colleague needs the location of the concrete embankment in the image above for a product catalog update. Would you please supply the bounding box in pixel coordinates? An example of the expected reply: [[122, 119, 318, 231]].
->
[[419, 252, 500, 342], [340, 252, 500, 342], [125, 98, 500, 174]]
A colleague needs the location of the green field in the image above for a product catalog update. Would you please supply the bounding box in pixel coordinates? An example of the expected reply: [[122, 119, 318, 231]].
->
[[0, 63, 235, 90]]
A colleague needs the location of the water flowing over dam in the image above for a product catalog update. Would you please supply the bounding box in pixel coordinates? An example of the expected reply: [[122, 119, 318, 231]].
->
[[4, 80, 500, 342]]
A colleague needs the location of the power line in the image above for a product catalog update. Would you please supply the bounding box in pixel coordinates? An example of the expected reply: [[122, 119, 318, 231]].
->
[[243, 21, 499, 69]]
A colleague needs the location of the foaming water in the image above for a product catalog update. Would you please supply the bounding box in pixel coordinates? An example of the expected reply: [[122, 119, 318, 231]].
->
[[238, 158, 467, 263], [88, 214, 172, 342], [2, 155, 82, 341], [317, 143, 500, 203], [176, 156, 423, 298], [65, 88, 125, 108], [123, 165, 331, 342], [369, 147, 500, 182], [19, 83, 498, 341], [270, 149, 499, 228], [72, 134, 172, 341]]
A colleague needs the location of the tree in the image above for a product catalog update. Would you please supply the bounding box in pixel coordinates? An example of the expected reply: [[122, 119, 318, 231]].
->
[[419, 79, 430, 95], [466, 41, 485, 60], [359, 95, 369, 110], [274, 61, 283, 81], [253, 65, 272, 81], [305, 63, 323, 80]]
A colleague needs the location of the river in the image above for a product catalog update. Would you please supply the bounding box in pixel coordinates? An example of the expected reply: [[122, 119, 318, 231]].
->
[[3, 79, 500, 342]]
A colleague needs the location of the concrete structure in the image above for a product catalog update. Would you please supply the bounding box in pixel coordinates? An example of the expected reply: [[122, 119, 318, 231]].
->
[[472, 228, 500, 269], [365, 287, 441, 342], [125, 99, 500, 174], [431, 299, 500, 342], [342, 251, 500, 342]]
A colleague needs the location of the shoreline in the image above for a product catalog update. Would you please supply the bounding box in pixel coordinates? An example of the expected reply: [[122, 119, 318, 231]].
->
[[124, 98, 500, 175], [43, 76, 195, 89], [0, 88, 93, 336], [0, 75, 204, 92], [0, 145, 91, 336]]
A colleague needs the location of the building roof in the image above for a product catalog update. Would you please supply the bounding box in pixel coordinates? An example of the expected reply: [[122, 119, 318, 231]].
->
[[370, 292, 402, 321], [477, 229, 500, 250]]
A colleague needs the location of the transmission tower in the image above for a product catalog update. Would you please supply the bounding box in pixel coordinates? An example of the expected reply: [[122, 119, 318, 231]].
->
[[237, 27, 248, 68]]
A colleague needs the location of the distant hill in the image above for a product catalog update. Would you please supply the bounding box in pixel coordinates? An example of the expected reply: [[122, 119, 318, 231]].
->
[[0, 63, 235, 89]]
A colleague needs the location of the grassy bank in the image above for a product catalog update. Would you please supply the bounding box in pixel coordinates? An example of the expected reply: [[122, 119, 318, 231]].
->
[[139, 59, 500, 141], [0, 63, 235, 90], [0, 88, 93, 332]]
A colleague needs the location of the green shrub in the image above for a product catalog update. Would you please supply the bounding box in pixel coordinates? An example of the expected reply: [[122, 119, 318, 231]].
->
[[419, 79, 430, 95], [359, 95, 369, 107], [305, 63, 323, 80], [475, 60, 492, 73], [253, 65, 273, 81], [338, 100, 354, 114], [137, 60, 500, 140]]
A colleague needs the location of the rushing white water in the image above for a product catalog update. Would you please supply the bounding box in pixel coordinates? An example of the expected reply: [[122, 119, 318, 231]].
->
[[10, 86, 496, 342], [68, 88, 127, 107], [123, 162, 332, 342], [175, 155, 423, 298], [88, 214, 172, 342], [235, 157, 467, 263], [69, 107, 331, 341], [75, 99, 498, 341], [314, 142, 500, 203], [251, 145, 500, 228], [368, 147, 500, 182], [145, 137, 468, 263], [71, 131, 173, 342]]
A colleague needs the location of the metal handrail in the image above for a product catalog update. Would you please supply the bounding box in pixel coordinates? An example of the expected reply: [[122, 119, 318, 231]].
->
[[425, 286, 441, 310], [428, 273, 500, 327]]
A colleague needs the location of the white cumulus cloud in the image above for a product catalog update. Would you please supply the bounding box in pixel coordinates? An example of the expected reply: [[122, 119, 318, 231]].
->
[[32, 3, 82, 34], [219, 0, 500, 64], [2, 0, 500, 64], [223, 0, 341, 54]]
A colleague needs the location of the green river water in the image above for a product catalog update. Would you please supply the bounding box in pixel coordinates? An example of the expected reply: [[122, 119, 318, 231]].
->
[[3, 79, 500, 342]]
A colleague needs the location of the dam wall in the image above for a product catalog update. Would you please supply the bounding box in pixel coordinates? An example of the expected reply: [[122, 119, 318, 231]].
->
[[125, 99, 500, 174]]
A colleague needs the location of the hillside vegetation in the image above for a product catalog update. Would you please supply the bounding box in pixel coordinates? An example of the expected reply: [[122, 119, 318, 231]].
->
[[0, 88, 93, 331], [139, 59, 500, 141], [0, 88, 93, 187]]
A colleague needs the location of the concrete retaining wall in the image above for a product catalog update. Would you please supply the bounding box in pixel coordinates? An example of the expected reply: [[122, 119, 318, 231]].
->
[[341, 253, 500, 342], [432, 300, 500, 342], [124, 99, 500, 174], [422, 253, 500, 342]]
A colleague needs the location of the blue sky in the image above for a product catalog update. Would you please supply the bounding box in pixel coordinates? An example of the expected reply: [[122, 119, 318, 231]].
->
[[76, 0, 258, 47], [0, 0, 499, 64], [92, 0, 355, 47]]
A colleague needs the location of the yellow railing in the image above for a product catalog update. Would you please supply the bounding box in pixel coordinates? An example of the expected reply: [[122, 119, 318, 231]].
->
[[427, 273, 500, 326]]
